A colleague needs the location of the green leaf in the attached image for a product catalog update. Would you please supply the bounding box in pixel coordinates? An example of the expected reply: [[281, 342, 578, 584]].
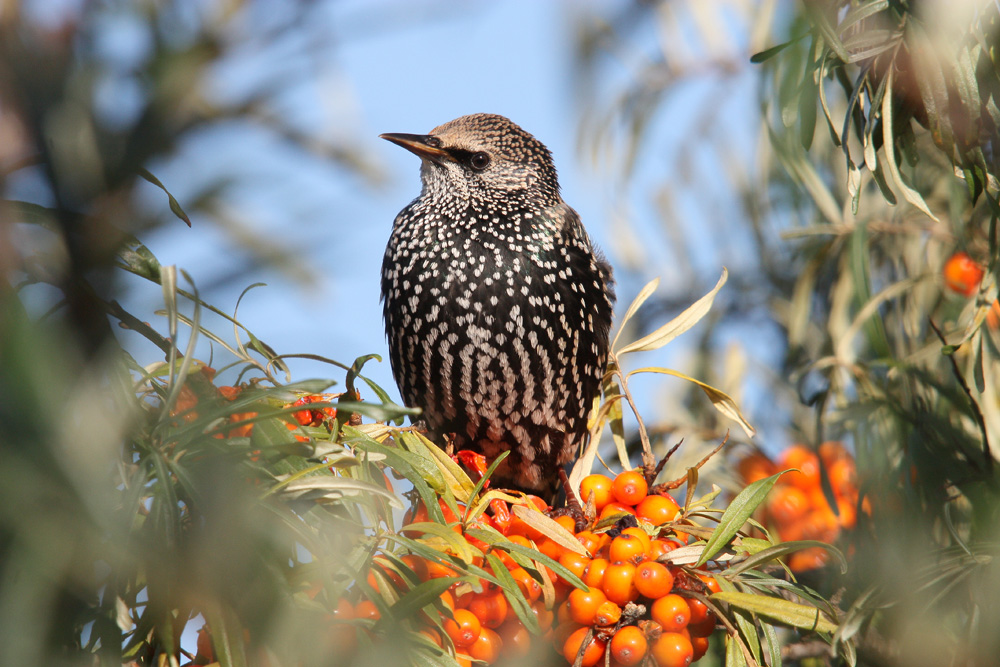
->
[[728, 540, 846, 576], [881, 68, 939, 220], [617, 269, 727, 354], [139, 168, 191, 226], [485, 553, 540, 634], [712, 591, 838, 634], [696, 471, 786, 566], [382, 578, 455, 629], [725, 633, 748, 667], [750, 32, 809, 63]]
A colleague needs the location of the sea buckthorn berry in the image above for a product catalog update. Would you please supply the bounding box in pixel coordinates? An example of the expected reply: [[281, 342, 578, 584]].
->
[[828, 457, 857, 497], [499, 620, 531, 658], [583, 558, 609, 589], [554, 513, 578, 533], [609, 534, 647, 564], [737, 452, 775, 483], [943, 251, 984, 296], [610, 625, 649, 666], [418, 627, 443, 647], [691, 635, 709, 661], [401, 554, 429, 582], [468, 627, 502, 664], [537, 537, 567, 561], [634, 561, 674, 599], [510, 568, 542, 603], [594, 600, 622, 626], [621, 527, 652, 553], [636, 494, 681, 525], [649, 539, 676, 560], [688, 615, 716, 638], [562, 627, 607, 667], [651, 631, 694, 667], [580, 474, 615, 511], [651, 594, 690, 632], [686, 598, 710, 626], [354, 599, 380, 621], [602, 561, 640, 605], [530, 600, 555, 632], [556, 599, 573, 625], [575, 530, 605, 555], [467, 588, 508, 629], [444, 608, 482, 647], [568, 587, 608, 626], [558, 552, 591, 581], [779, 445, 821, 491], [696, 574, 720, 594], [818, 441, 848, 465], [612, 470, 649, 506], [767, 485, 810, 525], [331, 597, 354, 620], [600, 501, 637, 520]]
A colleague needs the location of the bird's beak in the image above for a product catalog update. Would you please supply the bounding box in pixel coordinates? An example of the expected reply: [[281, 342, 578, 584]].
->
[[379, 133, 450, 164]]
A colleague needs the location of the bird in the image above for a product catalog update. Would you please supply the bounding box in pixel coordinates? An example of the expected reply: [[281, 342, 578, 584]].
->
[[379, 113, 615, 496]]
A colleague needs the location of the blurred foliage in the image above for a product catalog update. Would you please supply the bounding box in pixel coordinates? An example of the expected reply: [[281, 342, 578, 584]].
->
[[573, 0, 1000, 665]]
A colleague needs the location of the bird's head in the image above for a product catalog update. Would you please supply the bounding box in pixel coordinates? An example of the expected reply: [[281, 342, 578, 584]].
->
[[380, 113, 560, 207]]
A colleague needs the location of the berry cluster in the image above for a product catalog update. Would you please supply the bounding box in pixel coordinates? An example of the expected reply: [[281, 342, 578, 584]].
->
[[739, 443, 863, 571], [328, 469, 717, 667]]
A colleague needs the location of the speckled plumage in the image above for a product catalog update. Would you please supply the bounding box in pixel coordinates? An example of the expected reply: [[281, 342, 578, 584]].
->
[[380, 114, 615, 494]]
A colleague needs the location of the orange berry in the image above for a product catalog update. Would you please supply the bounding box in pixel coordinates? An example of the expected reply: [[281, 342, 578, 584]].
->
[[401, 554, 429, 582], [568, 587, 608, 626], [621, 526, 652, 553], [943, 251, 984, 296], [562, 627, 607, 667], [828, 458, 857, 498], [634, 561, 674, 599], [554, 513, 578, 533], [686, 598, 711, 626], [610, 625, 648, 666], [444, 608, 482, 647], [537, 537, 567, 561], [529, 600, 554, 632], [558, 552, 591, 582], [650, 594, 690, 632], [767, 486, 810, 525], [510, 567, 542, 604], [580, 474, 615, 511], [788, 546, 830, 572], [609, 534, 647, 564], [331, 597, 354, 620], [354, 599, 380, 621], [636, 494, 681, 525], [779, 445, 821, 491], [688, 615, 716, 637], [649, 539, 677, 560], [737, 452, 775, 483], [691, 634, 709, 661], [602, 561, 639, 605], [466, 588, 508, 629], [594, 600, 622, 626], [575, 530, 607, 555], [418, 626, 443, 647], [423, 557, 458, 580], [696, 574, 721, 594], [818, 441, 848, 465], [583, 558, 609, 589], [612, 470, 649, 506], [499, 620, 531, 658], [600, 501, 637, 520], [651, 632, 694, 667], [468, 627, 502, 663]]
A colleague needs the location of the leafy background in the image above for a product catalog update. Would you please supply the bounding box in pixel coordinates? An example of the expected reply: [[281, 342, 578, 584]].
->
[[2, 0, 999, 665]]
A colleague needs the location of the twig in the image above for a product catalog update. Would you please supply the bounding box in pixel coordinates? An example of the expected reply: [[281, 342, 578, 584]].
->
[[929, 319, 993, 473]]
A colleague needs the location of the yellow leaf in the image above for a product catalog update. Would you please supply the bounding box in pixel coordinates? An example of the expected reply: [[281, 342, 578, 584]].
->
[[627, 366, 756, 437], [511, 505, 589, 556]]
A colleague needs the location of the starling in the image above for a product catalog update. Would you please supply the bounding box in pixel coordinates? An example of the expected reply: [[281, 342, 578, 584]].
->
[[380, 114, 615, 495]]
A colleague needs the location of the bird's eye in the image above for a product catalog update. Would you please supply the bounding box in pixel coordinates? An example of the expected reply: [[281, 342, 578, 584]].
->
[[469, 152, 491, 171], [425, 136, 442, 148]]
